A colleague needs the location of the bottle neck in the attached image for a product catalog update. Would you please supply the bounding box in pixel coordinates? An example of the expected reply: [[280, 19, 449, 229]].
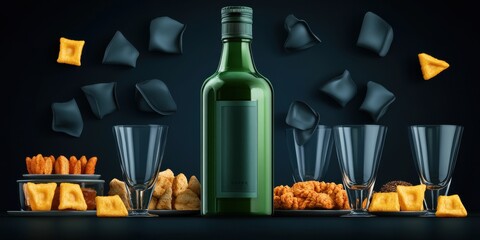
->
[[217, 39, 256, 73]]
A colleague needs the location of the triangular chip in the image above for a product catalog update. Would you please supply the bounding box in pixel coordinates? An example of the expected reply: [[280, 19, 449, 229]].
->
[[436, 194, 467, 217], [368, 192, 400, 212], [96, 195, 129, 217], [58, 183, 87, 211], [418, 53, 449, 80], [25, 182, 57, 211], [397, 184, 426, 211]]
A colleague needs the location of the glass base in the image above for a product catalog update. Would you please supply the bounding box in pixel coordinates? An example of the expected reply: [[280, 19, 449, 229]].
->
[[419, 210, 436, 217], [341, 210, 376, 217], [128, 210, 158, 217]]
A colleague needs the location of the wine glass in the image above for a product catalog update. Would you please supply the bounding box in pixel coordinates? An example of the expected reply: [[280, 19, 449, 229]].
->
[[409, 125, 463, 217], [286, 125, 333, 182], [334, 125, 387, 217], [113, 125, 168, 217]]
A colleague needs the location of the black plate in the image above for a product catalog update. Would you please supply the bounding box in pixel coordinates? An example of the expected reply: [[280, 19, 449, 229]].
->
[[148, 210, 200, 216], [7, 210, 96, 217], [23, 174, 101, 180], [274, 209, 350, 216], [371, 211, 427, 217]]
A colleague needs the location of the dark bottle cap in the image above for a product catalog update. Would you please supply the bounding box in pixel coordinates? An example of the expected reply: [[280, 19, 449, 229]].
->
[[221, 6, 253, 40]]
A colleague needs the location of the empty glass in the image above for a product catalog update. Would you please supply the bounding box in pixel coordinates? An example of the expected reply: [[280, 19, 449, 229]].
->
[[409, 125, 463, 217], [286, 125, 333, 182], [113, 125, 168, 217], [334, 125, 387, 217]]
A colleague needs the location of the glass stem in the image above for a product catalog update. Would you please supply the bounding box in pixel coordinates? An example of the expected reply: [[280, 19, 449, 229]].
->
[[425, 189, 440, 212]]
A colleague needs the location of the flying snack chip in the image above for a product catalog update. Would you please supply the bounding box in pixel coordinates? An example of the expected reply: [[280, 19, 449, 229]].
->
[[57, 37, 85, 66], [418, 53, 449, 80], [397, 184, 426, 211], [436, 194, 467, 217], [96, 195, 129, 217]]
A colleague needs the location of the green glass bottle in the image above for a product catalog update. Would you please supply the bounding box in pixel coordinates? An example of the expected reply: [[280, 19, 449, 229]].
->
[[201, 6, 273, 216]]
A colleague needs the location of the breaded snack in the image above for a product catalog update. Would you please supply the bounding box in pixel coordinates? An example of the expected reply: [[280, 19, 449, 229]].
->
[[69, 156, 78, 174], [108, 178, 131, 210], [368, 192, 400, 212], [96, 195, 129, 217], [32, 154, 46, 174], [58, 183, 87, 211], [172, 173, 188, 197], [156, 187, 173, 210], [57, 37, 85, 66], [274, 181, 350, 210], [174, 189, 200, 210], [436, 194, 467, 217], [79, 156, 87, 174], [159, 169, 175, 182], [418, 53, 449, 80], [187, 175, 201, 197], [380, 180, 412, 193], [148, 197, 158, 210], [153, 170, 174, 198], [397, 184, 426, 211], [43, 156, 53, 174], [25, 182, 57, 211], [85, 157, 97, 174], [25, 157, 33, 174], [55, 155, 69, 174]]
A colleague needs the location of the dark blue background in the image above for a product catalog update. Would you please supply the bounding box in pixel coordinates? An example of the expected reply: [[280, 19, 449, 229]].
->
[[2, 0, 478, 212]]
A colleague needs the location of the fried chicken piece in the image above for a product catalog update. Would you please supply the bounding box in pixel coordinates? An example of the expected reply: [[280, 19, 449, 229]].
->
[[108, 178, 131, 210], [153, 170, 174, 198], [275, 181, 350, 210], [156, 187, 173, 210], [148, 197, 158, 210], [174, 189, 200, 210], [187, 175, 201, 197], [172, 173, 188, 197], [159, 169, 175, 182]]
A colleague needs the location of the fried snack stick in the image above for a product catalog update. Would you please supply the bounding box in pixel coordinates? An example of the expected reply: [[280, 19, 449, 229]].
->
[[85, 157, 97, 174], [69, 156, 82, 174], [43, 155, 54, 174], [55, 156, 69, 174], [26, 157, 33, 174], [31, 154, 46, 174], [79, 156, 87, 174]]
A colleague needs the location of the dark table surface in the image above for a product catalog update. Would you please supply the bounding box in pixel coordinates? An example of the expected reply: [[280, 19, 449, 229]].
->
[[1, 213, 479, 240]]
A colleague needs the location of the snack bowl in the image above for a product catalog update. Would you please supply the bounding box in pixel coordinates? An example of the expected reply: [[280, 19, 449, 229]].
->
[[17, 178, 104, 211]]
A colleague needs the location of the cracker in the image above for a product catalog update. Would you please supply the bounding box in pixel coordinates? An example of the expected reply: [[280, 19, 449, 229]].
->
[[96, 195, 129, 217], [57, 37, 85, 66], [58, 183, 87, 211]]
